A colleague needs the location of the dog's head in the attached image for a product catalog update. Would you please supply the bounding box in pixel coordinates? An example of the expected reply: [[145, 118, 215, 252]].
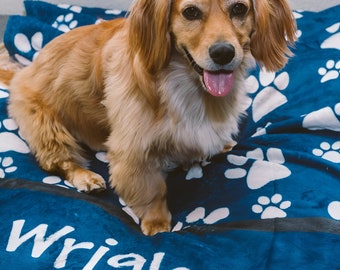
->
[[128, 0, 296, 96]]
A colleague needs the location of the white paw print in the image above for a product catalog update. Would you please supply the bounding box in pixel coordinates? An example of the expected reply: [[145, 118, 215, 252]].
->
[[292, 11, 303, 38], [225, 148, 291, 190], [292, 10, 303, 20], [172, 206, 230, 231], [252, 194, 291, 219], [0, 157, 17, 178], [313, 141, 340, 163], [95, 152, 109, 163], [57, 4, 82, 13], [321, 22, 340, 50], [0, 87, 9, 99], [251, 122, 272, 137], [184, 160, 210, 180], [185, 163, 203, 180], [119, 198, 140, 225], [13, 32, 43, 65], [318, 59, 340, 83], [105, 9, 125, 15], [246, 70, 289, 122], [0, 119, 30, 154], [328, 201, 340, 220], [42, 176, 75, 190], [52, 13, 78, 32], [303, 103, 340, 132]]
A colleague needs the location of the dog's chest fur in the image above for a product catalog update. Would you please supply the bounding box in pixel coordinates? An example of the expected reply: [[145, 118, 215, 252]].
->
[[155, 59, 245, 167], [103, 50, 246, 169]]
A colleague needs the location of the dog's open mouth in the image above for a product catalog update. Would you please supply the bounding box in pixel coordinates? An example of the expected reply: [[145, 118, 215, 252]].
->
[[183, 48, 234, 97]]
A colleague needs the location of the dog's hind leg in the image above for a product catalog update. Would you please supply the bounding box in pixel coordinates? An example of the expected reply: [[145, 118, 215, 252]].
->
[[8, 91, 106, 192]]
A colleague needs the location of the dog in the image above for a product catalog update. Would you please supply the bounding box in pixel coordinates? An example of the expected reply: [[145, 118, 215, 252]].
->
[[3, 0, 296, 235]]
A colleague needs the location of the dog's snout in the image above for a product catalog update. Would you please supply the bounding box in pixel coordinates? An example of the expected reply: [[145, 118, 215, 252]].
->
[[209, 42, 235, 65]]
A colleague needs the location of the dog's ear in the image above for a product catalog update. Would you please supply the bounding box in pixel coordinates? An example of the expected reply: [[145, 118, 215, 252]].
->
[[128, 0, 171, 74], [250, 0, 297, 71]]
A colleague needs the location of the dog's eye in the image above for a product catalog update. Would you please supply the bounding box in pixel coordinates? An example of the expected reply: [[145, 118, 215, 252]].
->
[[231, 3, 248, 17], [182, 6, 203, 20]]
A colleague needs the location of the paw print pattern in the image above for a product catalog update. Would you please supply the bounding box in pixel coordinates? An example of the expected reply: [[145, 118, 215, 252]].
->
[[119, 198, 140, 225], [252, 194, 291, 219], [0, 157, 17, 178], [42, 176, 75, 190], [52, 13, 78, 32], [225, 148, 291, 190], [251, 122, 272, 137], [318, 59, 340, 83], [185, 163, 203, 180], [321, 22, 340, 50], [246, 70, 289, 122], [0, 119, 30, 154], [105, 9, 125, 16], [13, 32, 43, 65], [303, 103, 340, 132], [95, 152, 109, 163], [328, 201, 340, 220], [184, 161, 210, 180], [0, 87, 9, 99], [172, 206, 230, 232], [292, 11, 303, 38], [292, 11, 303, 20], [57, 4, 82, 13], [313, 141, 340, 163]]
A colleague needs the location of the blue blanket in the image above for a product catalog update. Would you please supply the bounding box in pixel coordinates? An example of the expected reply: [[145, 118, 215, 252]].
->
[[1, 1, 339, 269]]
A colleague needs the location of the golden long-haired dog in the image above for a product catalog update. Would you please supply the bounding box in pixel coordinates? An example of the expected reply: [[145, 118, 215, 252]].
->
[[4, 0, 296, 235]]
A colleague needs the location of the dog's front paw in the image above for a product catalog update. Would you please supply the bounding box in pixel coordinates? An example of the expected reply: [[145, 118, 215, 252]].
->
[[69, 168, 107, 193], [141, 217, 171, 236], [221, 140, 237, 153], [138, 199, 171, 236]]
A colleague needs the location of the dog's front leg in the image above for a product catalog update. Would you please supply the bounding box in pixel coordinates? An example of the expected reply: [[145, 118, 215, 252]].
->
[[108, 153, 171, 236]]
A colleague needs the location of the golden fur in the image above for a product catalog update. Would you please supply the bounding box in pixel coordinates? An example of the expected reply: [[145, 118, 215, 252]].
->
[[3, 0, 296, 235]]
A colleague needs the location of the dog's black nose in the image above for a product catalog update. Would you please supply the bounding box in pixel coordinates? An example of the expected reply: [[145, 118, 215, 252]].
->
[[209, 42, 235, 65]]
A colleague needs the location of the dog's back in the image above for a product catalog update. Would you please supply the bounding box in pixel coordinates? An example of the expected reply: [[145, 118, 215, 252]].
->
[[8, 19, 126, 151]]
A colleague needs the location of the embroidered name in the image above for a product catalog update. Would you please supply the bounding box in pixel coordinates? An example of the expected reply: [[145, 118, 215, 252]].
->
[[6, 219, 189, 270]]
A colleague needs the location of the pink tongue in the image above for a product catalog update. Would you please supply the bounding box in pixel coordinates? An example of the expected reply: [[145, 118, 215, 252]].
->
[[203, 70, 234, 97]]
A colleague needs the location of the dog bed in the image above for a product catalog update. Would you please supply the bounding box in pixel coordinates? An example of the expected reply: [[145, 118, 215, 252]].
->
[[0, 1, 339, 269]]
